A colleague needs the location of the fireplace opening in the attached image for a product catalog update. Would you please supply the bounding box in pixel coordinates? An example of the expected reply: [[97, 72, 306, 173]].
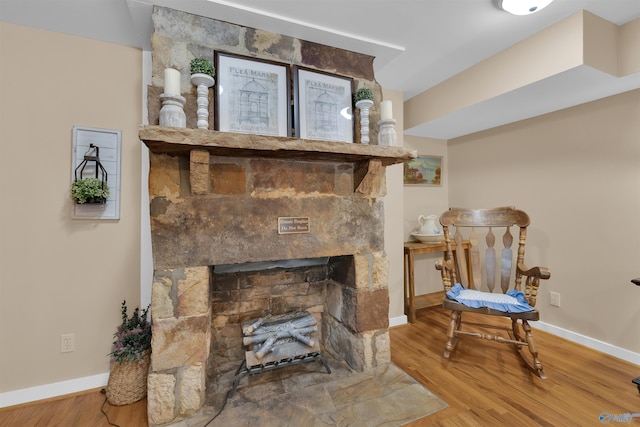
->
[[205, 252, 389, 400], [209, 257, 332, 380]]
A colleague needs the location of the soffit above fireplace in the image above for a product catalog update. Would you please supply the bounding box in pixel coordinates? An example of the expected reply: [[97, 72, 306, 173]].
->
[[139, 125, 416, 166]]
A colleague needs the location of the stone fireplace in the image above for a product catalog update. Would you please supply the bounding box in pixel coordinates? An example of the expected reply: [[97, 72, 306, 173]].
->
[[142, 7, 415, 426]]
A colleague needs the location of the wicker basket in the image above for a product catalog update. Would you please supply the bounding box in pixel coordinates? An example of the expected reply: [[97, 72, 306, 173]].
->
[[106, 352, 150, 406]]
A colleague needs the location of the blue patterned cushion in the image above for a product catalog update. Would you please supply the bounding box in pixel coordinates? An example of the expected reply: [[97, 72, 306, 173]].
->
[[446, 283, 534, 313]]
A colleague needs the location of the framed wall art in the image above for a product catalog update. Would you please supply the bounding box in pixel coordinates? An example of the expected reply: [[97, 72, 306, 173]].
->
[[214, 52, 291, 137], [71, 126, 122, 220], [403, 155, 443, 186], [294, 67, 354, 143]]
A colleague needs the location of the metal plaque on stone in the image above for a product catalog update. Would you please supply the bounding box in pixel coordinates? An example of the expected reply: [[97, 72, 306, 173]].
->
[[278, 217, 310, 234]]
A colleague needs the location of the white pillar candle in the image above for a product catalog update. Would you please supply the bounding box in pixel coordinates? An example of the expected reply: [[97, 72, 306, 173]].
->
[[380, 100, 393, 120], [164, 68, 181, 95]]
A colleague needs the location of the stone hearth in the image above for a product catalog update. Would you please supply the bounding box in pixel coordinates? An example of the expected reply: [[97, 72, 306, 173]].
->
[[143, 7, 416, 426], [178, 355, 448, 426]]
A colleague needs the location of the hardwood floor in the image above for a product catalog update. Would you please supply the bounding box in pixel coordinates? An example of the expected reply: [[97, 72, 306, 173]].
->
[[395, 307, 640, 426], [0, 390, 147, 427], [2, 307, 638, 426]]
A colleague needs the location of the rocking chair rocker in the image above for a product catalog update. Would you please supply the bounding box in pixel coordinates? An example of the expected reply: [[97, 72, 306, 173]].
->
[[435, 207, 550, 379]]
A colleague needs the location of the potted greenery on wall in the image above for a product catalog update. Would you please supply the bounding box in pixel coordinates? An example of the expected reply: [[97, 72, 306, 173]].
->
[[71, 177, 110, 204], [190, 57, 216, 129], [105, 301, 152, 406]]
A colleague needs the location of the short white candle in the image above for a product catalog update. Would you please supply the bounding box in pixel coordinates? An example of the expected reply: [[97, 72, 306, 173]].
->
[[380, 100, 393, 120], [164, 68, 181, 95]]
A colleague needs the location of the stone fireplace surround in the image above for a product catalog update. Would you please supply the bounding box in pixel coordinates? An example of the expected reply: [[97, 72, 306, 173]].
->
[[141, 127, 413, 425], [143, 7, 416, 426]]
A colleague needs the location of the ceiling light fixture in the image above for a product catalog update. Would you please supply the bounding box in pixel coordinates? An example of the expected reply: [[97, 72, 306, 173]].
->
[[497, 0, 554, 15]]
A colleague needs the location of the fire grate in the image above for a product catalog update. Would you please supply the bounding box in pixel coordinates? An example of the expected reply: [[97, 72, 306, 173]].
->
[[230, 352, 331, 396], [230, 312, 331, 396]]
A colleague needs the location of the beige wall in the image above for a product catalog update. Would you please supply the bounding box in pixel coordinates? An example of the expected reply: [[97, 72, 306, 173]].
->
[[402, 135, 449, 296], [0, 23, 142, 392], [382, 89, 405, 320], [447, 89, 640, 353], [619, 18, 640, 75]]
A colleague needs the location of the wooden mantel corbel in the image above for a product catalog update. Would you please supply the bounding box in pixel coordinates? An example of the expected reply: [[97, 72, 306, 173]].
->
[[354, 159, 385, 197], [189, 150, 210, 195]]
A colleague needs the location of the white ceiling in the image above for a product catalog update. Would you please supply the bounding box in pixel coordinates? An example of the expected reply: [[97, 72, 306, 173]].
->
[[1, 0, 639, 139]]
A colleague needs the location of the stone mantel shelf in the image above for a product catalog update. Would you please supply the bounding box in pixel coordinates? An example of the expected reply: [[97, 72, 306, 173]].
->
[[139, 126, 417, 166]]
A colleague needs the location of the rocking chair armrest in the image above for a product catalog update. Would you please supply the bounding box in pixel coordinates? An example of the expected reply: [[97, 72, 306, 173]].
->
[[435, 258, 453, 272], [517, 263, 551, 280], [435, 258, 456, 292]]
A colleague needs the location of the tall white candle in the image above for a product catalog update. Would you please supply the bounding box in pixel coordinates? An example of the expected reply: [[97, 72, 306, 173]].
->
[[164, 68, 181, 95], [380, 100, 393, 120]]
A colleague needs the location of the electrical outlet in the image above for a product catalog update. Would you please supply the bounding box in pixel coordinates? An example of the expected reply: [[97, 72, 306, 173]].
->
[[61, 333, 75, 353], [550, 292, 561, 307]]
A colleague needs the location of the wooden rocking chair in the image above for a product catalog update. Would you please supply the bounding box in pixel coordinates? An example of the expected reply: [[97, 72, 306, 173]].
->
[[435, 207, 550, 379]]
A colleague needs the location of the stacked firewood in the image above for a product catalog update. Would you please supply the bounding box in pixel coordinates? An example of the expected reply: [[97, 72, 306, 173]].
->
[[242, 312, 320, 366]]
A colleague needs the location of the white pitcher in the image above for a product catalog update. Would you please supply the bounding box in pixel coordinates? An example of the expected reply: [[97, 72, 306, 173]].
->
[[417, 214, 440, 235]]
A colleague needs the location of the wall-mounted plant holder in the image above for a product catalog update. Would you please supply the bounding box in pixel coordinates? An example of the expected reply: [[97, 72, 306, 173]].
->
[[73, 144, 109, 204], [71, 126, 121, 220]]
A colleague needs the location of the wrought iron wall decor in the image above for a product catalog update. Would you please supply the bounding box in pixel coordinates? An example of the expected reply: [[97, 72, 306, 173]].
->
[[74, 144, 109, 190], [71, 126, 122, 220]]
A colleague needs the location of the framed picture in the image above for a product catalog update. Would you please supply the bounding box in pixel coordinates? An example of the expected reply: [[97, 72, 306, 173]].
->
[[294, 66, 354, 143], [404, 155, 443, 186], [214, 52, 291, 137]]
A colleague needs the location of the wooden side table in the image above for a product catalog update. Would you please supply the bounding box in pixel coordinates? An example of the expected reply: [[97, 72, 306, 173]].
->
[[403, 240, 471, 323]]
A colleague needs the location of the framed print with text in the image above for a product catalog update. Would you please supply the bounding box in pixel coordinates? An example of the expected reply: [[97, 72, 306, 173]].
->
[[294, 67, 353, 143], [214, 52, 291, 137]]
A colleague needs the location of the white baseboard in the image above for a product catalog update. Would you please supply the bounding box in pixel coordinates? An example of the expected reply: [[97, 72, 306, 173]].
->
[[388, 315, 639, 366], [532, 321, 640, 366], [4, 319, 638, 408], [389, 315, 407, 327], [0, 372, 109, 408]]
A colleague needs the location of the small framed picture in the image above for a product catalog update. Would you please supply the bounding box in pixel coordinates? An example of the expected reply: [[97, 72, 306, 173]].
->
[[404, 155, 443, 186], [293, 66, 354, 143], [214, 52, 291, 137]]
